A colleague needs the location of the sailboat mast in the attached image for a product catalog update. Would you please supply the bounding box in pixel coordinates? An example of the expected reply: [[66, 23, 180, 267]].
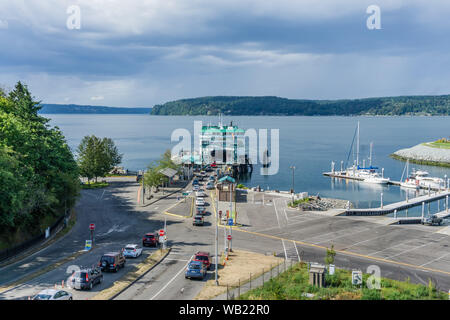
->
[[369, 142, 373, 167], [356, 121, 360, 167]]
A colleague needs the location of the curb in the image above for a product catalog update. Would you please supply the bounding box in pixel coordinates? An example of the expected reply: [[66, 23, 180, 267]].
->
[[164, 196, 195, 219], [104, 248, 171, 300]]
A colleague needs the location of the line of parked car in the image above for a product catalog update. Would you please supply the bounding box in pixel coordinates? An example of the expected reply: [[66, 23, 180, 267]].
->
[[32, 232, 162, 300]]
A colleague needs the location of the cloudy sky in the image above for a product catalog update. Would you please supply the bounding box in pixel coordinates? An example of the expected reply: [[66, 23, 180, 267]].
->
[[0, 0, 450, 107]]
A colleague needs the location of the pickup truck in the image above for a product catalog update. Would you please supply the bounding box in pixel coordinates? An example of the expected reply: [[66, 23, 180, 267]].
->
[[421, 215, 443, 226]]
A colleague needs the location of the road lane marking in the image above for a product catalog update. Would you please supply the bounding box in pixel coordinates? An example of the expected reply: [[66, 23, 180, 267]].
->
[[281, 240, 287, 260], [420, 252, 450, 267], [293, 241, 301, 262], [150, 255, 193, 300]]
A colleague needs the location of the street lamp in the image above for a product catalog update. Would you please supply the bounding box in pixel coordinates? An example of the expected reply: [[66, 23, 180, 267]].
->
[[290, 166, 296, 202]]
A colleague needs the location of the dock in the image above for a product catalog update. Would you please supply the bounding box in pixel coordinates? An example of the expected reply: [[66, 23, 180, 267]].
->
[[323, 171, 444, 190], [341, 190, 450, 216]]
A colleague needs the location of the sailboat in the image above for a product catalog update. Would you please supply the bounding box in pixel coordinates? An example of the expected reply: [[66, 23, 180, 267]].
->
[[345, 122, 390, 184], [400, 160, 419, 189]]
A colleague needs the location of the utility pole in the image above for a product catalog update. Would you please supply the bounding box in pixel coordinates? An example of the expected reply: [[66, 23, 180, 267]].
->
[[215, 191, 219, 285], [229, 182, 233, 252], [290, 166, 296, 202], [142, 169, 145, 205]]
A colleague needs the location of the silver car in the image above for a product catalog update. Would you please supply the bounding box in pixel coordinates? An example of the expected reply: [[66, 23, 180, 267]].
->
[[123, 244, 143, 258], [32, 289, 73, 300]]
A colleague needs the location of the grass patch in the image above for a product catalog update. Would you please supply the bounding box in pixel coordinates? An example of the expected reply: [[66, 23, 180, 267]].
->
[[81, 181, 109, 189], [288, 197, 311, 208], [240, 263, 447, 300]]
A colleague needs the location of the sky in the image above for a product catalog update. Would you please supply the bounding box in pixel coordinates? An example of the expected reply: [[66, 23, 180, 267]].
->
[[1, 0, 450, 107]]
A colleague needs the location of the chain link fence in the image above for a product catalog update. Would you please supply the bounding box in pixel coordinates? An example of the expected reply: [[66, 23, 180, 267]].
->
[[225, 258, 297, 300]]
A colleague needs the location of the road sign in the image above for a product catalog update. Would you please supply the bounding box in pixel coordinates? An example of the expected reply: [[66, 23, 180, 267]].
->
[[352, 270, 362, 285], [159, 229, 165, 237], [89, 223, 95, 230], [227, 235, 232, 241], [182, 192, 189, 196], [228, 218, 233, 226], [328, 264, 335, 275], [84, 240, 92, 251]]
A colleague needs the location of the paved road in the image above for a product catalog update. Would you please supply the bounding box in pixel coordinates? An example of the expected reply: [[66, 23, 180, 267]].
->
[[2, 174, 450, 300]]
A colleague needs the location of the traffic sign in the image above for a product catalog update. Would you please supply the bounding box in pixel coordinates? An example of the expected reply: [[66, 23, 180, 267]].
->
[[352, 270, 362, 285], [227, 235, 232, 241], [159, 229, 165, 237], [227, 218, 233, 226], [89, 223, 95, 230], [84, 240, 92, 251]]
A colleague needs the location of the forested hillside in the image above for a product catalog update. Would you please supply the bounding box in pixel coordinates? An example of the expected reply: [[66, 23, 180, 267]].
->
[[150, 95, 450, 116], [0, 82, 80, 247]]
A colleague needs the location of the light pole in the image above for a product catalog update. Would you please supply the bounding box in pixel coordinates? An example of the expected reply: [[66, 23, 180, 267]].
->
[[142, 169, 145, 205], [290, 166, 296, 202], [215, 191, 219, 285]]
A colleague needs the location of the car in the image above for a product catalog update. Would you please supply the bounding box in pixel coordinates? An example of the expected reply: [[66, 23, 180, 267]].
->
[[142, 233, 159, 247], [206, 183, 215, 190], [193, 251, 211, 270], [209, 175, 215, 181], [421, 215, 443, 226], [123, 244, 143, 258], [193, 179, 199, 185], [99, 252, 126, 272], [193, 185, 200, 192], [193, 215, 204, 226], [32, 289, 73, 300], [195, 191, 206, 197], [196, 206, 206, 215], [195, 198, 205, 206], [185, 260, 207, 280], [69, 267, 103, 290]]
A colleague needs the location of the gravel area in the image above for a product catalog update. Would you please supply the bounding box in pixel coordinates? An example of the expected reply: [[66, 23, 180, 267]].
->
[[393, 143, 450, 164]]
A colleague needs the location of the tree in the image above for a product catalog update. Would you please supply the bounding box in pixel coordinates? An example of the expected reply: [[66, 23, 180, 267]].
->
[[0, 82, 79, 241], [325, 244, 336, 265], [77, 135, 123, 182]]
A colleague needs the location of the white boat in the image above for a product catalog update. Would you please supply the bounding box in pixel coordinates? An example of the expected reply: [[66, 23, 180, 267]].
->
[[414, 170, 445, 189], [399, 160, 444, 190]]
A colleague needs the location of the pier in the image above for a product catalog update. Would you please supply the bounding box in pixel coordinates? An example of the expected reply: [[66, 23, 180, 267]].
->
[[323, 171, 446, 191], [342, 190, 450, 216]]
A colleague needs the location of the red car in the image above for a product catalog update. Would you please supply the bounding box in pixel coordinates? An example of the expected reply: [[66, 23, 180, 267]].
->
[[193, 251, 211, 270], [142, 233, 159, 247]]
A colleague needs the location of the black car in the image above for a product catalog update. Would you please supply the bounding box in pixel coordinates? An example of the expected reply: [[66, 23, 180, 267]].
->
[[99, 252, 126, 272], [193, 215, 204, 226], [69, 267, 103, 290]]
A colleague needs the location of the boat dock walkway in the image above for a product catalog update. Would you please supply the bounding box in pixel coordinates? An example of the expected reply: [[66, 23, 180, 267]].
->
[[323, 171, 445, 191], [341, 190, 450, 217]]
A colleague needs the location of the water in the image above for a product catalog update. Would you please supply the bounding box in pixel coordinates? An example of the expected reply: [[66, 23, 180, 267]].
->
[[47, 114, 450, 214]]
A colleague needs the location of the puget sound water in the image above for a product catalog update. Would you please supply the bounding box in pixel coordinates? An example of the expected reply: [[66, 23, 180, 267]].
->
[[47, 114, 450, 216]]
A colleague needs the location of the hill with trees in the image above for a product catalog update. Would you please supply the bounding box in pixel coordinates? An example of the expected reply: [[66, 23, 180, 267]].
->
[[150, 95, 450, 116], [40, 104, 151, 114]]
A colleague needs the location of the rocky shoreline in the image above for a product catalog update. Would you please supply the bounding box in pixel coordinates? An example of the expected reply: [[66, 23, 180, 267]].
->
[[392, 143, 450, 167], [293, 197, 352, 211]]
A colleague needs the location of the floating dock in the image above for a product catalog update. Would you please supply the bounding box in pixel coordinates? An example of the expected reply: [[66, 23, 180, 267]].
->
[[323, 171, 443, 190]]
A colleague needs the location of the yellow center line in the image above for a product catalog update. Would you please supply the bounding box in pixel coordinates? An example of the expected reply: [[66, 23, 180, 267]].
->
[[210, 191, 450, 277]]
